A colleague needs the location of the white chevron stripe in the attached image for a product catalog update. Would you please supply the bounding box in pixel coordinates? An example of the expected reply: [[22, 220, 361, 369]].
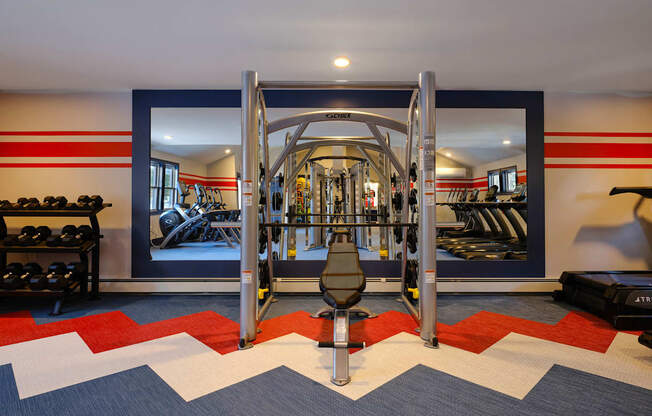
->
[[0, 331, 650, 401]]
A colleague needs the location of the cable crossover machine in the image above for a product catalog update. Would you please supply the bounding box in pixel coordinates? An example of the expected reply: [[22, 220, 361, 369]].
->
[[238, 70, 439, 382]]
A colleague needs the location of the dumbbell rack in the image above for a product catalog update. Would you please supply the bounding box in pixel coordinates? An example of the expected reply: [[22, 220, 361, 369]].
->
[[0, 203, 111, 315]]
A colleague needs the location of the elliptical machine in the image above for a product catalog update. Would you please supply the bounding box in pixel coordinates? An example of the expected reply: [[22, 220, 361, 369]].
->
[[152, 181, 212, 248]]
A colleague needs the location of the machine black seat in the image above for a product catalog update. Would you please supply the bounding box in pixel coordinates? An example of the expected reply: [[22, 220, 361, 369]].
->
[[320, 241, 365, 309]]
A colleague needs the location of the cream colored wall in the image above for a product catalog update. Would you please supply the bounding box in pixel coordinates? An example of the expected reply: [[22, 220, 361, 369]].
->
[[0, 92, 132, 278], [206, 155, 238, 209], [544, 93, 652, 278]]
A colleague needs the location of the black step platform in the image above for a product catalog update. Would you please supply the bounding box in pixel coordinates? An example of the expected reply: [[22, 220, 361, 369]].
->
[[553, 271, 652, 330]]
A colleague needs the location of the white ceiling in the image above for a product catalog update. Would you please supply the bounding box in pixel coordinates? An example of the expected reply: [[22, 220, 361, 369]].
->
[[151, 107, 524, 166], [1, 1, 651, 92]]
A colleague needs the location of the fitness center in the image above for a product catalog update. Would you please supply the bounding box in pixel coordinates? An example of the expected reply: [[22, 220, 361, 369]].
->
[[0, 2, 650, 415]]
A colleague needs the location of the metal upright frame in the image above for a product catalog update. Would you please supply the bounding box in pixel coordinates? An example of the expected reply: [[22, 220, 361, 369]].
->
[[239, 71, 438, 349]]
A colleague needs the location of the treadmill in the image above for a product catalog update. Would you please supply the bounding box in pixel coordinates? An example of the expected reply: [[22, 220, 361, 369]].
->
[[553, 187, 652, 348], [443, 184, 528, 258]]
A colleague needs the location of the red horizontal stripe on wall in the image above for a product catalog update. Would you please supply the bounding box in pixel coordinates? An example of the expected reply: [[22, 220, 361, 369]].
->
[[544, 143, 652, 158], [436, 182, 472, 188], [545, 163, 652, 169], [0, 163, 131, 168], [179, 172, 237, 180], [0, 131, 131, 136], [545, 132, 652, 138], [0, 142, 132, 157]]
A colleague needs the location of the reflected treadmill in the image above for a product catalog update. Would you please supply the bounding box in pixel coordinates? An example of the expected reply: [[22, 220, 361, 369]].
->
[[553, 187, 652, 348]]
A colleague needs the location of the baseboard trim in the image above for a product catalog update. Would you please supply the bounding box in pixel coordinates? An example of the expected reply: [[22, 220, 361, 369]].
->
[[98, 277, 559, 293]]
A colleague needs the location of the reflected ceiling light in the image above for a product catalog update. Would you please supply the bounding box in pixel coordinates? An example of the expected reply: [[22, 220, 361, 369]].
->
[[445, 152, 452, 157], [333, 56, 350, 68], [502, 139, 511, 145], [225, 148, 231, 154], [164, 135, 173, 140]]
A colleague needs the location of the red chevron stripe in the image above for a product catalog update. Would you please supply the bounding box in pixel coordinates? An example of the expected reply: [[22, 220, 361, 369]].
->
[[0, 308, 639, 357]]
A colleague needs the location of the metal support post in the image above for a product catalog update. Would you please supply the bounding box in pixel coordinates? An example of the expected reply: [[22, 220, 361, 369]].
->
[[417, 71, 438, 348], [239, 70, 259, 349]]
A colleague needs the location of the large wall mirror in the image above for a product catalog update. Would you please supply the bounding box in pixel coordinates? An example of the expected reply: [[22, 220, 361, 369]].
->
[[133, 90, 543, 278]]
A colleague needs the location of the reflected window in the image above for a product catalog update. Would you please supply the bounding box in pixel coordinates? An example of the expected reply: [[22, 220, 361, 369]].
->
[[150, 158, 179, 212], [488, 166, 517, 194]]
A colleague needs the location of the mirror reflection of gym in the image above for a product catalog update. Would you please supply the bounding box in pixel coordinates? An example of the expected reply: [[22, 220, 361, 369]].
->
[[148, 107, 527, 261]]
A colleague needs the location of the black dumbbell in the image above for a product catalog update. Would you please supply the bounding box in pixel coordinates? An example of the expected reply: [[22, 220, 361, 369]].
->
[[409, 162, 417, 182], [9, 197, 29, 209], [56, 225, 92, 247], [18, 226, 51, 246], [271, 221, 281, 243], [394, 224, 403, 244], [31, 263, 66, 291], [392, 192, 403, 212], [42, 195, 68, 209], [1, 263, 24, 290], [77, 195, 103, 209], [272, 192, 283, 211], [6, 263, 42, 290], [48, 262, 86, 290], [407, 225, 418, 254], [409, 189, 418, 207], [4, 226, 37, 246], [258, 228, 268, 254], [46, 225, 78, 247], [22, 197, 40, 209], [0, 200, 12, 209]]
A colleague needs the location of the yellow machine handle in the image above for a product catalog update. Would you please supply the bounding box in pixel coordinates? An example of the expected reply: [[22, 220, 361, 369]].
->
[[407, 287, 419, 300], [258, 288, 269, 300]]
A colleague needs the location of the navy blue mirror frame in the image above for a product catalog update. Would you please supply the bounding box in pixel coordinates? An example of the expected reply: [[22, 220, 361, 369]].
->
[[132, 89, 544, 278]]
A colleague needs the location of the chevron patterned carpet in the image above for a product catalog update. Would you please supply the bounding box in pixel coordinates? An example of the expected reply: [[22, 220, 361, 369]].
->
[[0, 294, 649, 415]]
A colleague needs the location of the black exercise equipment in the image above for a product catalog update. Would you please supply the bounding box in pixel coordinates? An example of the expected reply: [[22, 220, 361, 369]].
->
[[46, 225, 78, 246], [48, 262, 86, 290], [1, 263, 24, 289], [272, 192, 283, 211], [271, 221, 281, 243], [4, 226, 36, 246], [30, 262, 65, 291], [409, 162, 417, 182], [18, 226, 51, 246], [404, 259, 419, 299], [392, 192, 403, 212], [5, 263, 42, 290], [554, 187, 652, 334], [554, 272, 652, 330], [77, 195, 104, 209], [42, 196, 68, 209], [317, 229, 366, 386], [408, 188, 418, 207], [406, 225, 418, 253], [258, 227, 268, 254], [640, 331, 652, 348]]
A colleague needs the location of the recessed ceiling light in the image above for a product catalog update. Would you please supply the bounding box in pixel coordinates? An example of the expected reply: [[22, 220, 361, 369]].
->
[[445, 152, 452, 157], [333, 56, 350, 68], [164, 135, 173, 140], [225, 148, 231, 154], [502, 139, 511, 145]]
